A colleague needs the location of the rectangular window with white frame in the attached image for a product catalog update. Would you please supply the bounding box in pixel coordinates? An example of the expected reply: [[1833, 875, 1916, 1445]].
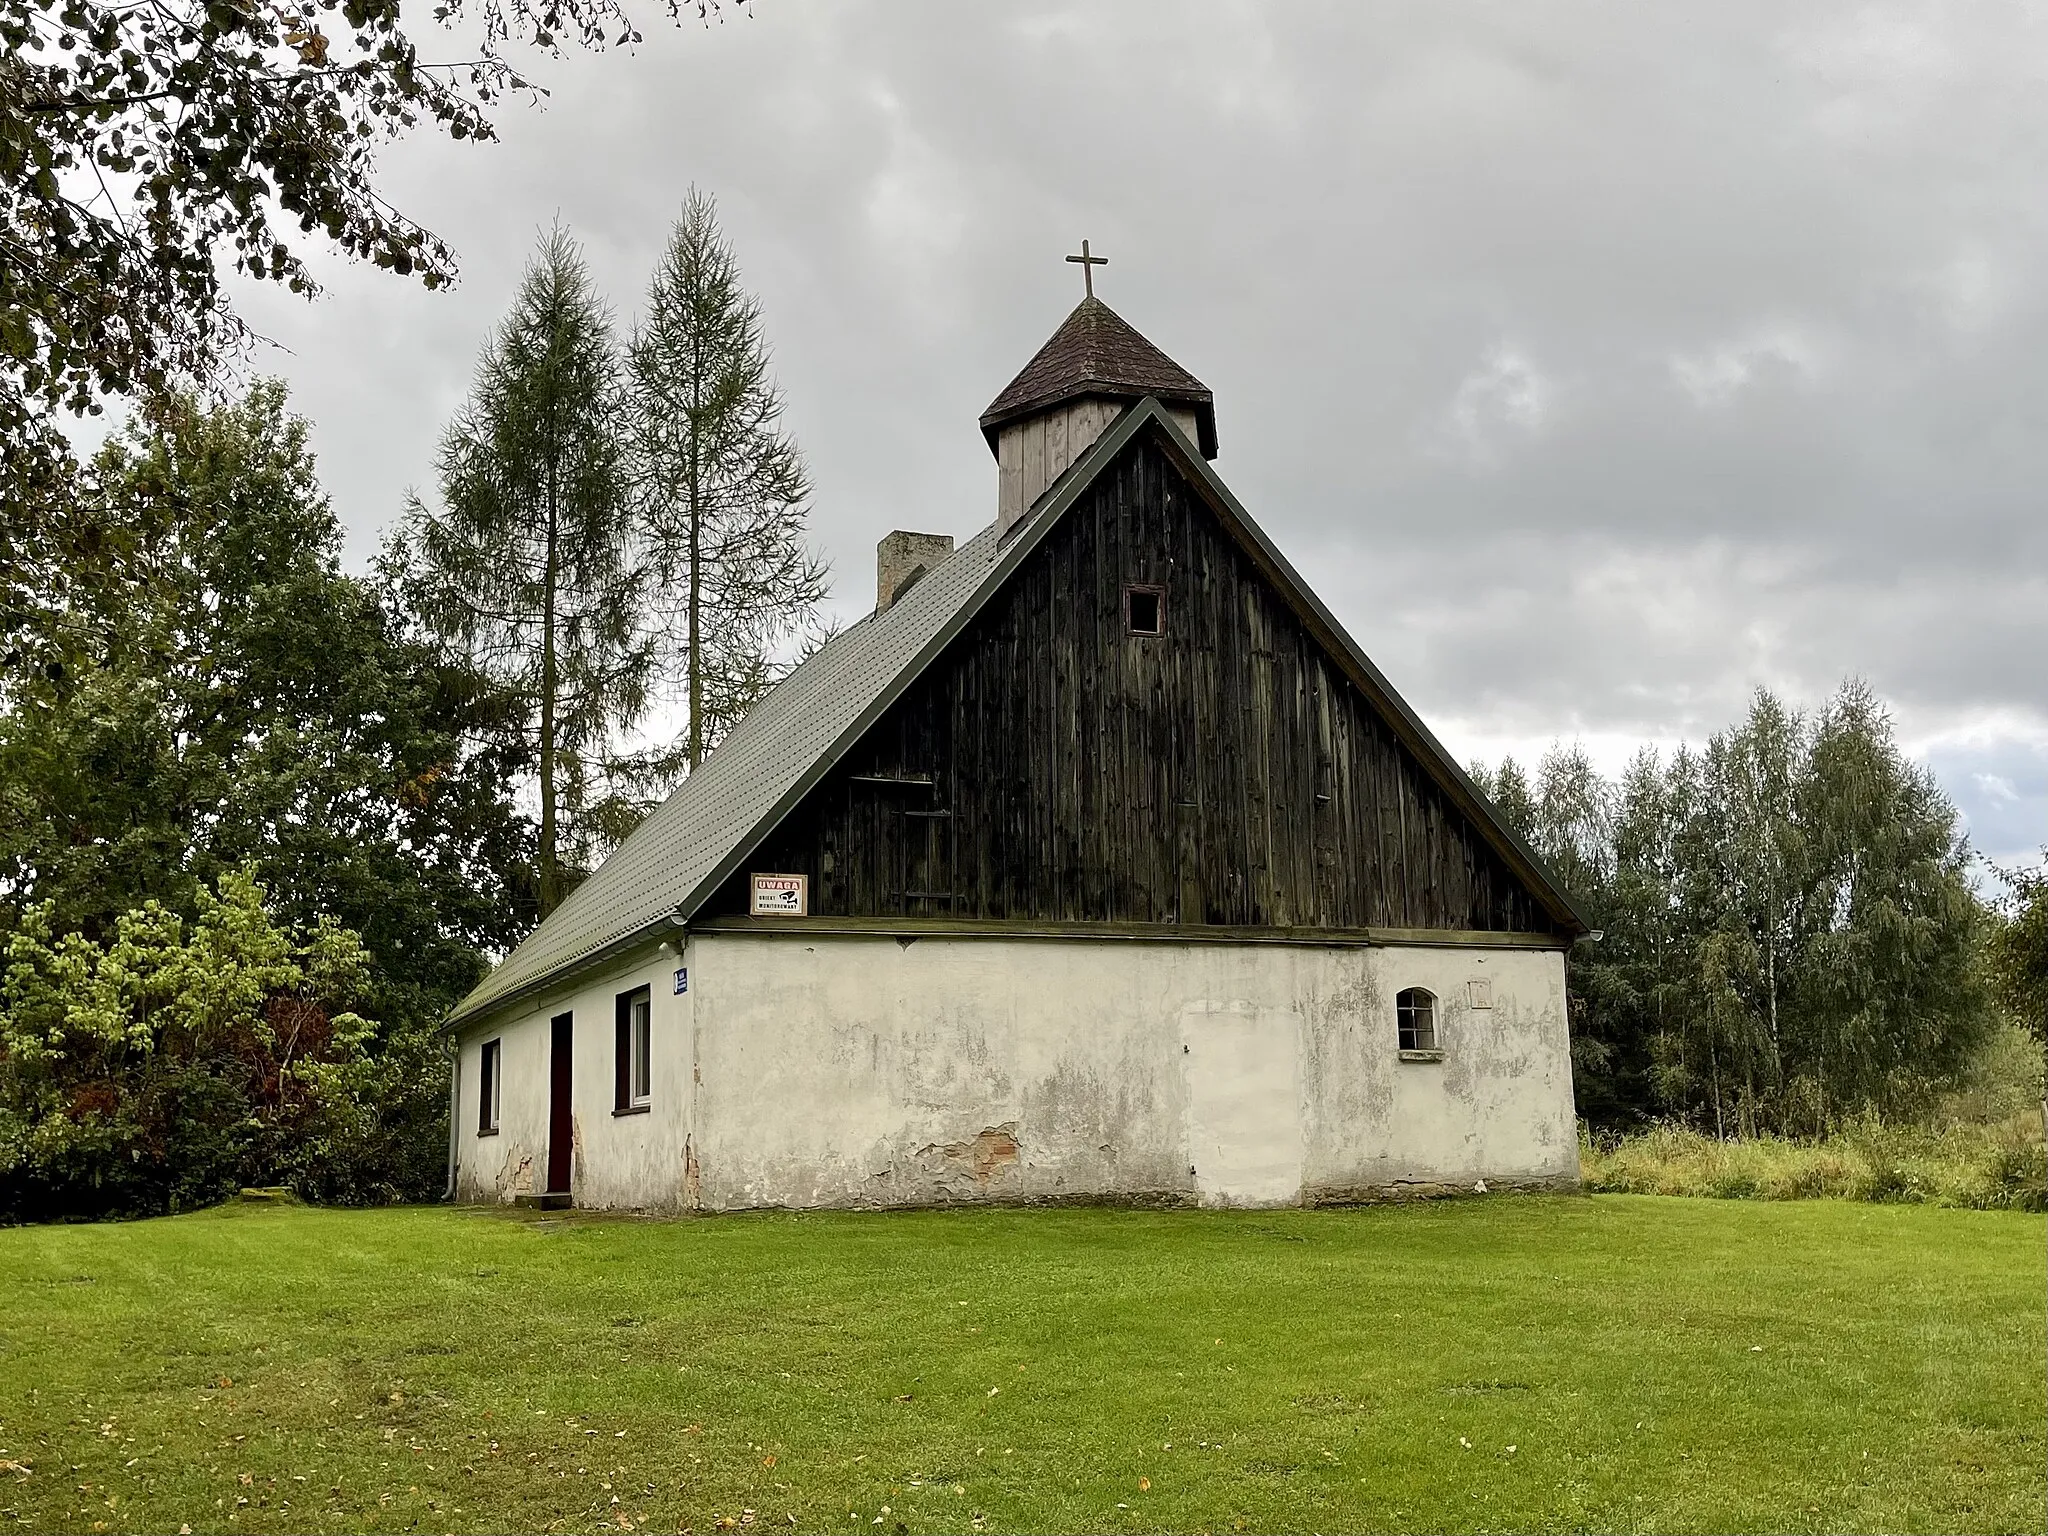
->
[[615, 985, 652, 1115], [478, 1038, 502, 1134]]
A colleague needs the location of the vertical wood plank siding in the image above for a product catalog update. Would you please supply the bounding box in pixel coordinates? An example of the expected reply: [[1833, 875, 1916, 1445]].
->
[[711, 438, 1556, 934]]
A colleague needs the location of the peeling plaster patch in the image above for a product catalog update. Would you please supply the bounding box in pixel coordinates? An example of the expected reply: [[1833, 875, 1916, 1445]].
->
[[920, 1123, 1022, 1185]]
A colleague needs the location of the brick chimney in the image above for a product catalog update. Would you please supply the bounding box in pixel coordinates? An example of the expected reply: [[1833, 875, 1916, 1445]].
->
[[876, 530, 954, 613]]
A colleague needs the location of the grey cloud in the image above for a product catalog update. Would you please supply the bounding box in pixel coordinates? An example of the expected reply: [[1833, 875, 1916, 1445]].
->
[[229, 0, 2046, 861]]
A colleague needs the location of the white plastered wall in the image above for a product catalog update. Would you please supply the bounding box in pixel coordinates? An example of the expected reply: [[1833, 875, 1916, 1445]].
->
[[451, 941, 695, 1211], [684, 934, 1577, 1211], [451, 933, 1575, 1213]]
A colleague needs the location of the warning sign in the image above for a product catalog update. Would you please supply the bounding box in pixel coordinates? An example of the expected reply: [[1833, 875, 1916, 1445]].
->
[[749, 873, 808, 917]]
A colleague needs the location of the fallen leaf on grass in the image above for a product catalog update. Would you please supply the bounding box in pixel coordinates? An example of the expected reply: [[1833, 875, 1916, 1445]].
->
[[1139, 1477, 1151, 1491]]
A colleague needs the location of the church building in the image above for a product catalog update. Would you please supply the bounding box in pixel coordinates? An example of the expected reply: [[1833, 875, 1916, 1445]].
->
[[444, 269, 1590, 1212]]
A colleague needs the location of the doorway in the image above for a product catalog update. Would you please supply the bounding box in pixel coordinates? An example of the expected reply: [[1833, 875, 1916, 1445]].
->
[[546, 1012, 574, 1201]]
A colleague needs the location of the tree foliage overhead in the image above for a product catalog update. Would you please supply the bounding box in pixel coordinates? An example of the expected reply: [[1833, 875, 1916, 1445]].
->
[[392, 225, 650, 916], [0, 380, 539, 1214], [0, 0, 715, 515], [0, 379, 535, 1021], [628, 186, 829, 771], [1475, 680, 1990, 1134]]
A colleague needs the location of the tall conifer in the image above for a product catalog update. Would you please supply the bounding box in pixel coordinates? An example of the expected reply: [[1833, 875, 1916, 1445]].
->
[[628, 188, 828, 771], [401, 226, 648, 917]]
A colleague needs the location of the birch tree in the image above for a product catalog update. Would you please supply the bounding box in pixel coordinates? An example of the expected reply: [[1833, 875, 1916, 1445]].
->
[[1986, 852, 2048, 1133], [1791, 680, 1985, 1122], [1708, 690, 1809, 1088], [400, 227, 649, 917], [628, 188, 829, 772], [1475, 681, 1989, 1133]]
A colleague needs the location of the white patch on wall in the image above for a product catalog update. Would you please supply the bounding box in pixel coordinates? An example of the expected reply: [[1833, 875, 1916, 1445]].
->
[[749, 874, 808, 916], [1468, 977, 1494, 1009], [1181, 1002, 1303, 1208]]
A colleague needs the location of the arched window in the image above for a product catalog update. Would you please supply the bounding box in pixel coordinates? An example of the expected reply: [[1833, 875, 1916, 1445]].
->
[[1396, 987, 1437, 1051]]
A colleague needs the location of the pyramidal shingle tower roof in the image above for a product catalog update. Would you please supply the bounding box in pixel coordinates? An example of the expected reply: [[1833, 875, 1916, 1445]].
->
[[979, 296, 1218, 460]]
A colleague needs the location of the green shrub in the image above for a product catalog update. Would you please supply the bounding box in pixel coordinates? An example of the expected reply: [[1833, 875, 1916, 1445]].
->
[[1982, 1142, 2048, 1212], [0, 870, 446, 1222]]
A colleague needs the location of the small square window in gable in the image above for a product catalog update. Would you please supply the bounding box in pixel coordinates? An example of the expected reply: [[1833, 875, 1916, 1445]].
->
[[1126, 584, 1164, 637]]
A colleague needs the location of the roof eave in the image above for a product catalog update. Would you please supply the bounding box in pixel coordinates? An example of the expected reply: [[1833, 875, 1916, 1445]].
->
[[443, 911, 682, 1033]]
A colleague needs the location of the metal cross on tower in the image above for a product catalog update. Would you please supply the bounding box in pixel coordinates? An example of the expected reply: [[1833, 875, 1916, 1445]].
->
[[1065, 239, 1107, 298]]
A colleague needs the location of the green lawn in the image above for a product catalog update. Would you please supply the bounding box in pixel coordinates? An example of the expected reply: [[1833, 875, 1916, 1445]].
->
[[0, 1198, 2040, 1535]]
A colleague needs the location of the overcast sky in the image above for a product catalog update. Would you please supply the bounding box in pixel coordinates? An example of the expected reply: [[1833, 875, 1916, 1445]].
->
[[232, 1, 2046, 872]]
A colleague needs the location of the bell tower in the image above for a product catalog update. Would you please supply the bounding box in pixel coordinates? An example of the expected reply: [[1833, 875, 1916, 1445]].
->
[[979, 245, 1217, 537]]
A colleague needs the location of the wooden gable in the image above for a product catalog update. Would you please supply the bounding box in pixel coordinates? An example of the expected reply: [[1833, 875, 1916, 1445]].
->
[[705, 429, 1569, 936]]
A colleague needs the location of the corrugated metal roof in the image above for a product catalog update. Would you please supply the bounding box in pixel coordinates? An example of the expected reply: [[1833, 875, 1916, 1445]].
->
[[447, 517, 1009, 1026]]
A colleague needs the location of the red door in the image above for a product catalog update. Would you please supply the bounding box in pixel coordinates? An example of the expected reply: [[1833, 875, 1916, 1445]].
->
[[546, 1013, 573, 1198]]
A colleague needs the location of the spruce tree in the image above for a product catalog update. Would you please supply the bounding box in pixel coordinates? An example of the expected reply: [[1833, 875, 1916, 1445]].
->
[[401, 226, 648, 917], [628, 188, 829, 772]]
